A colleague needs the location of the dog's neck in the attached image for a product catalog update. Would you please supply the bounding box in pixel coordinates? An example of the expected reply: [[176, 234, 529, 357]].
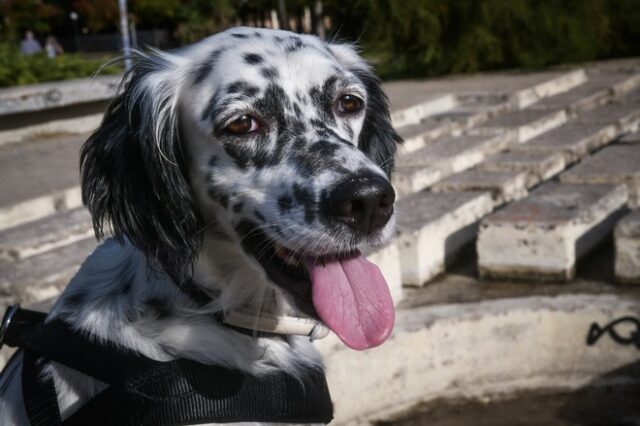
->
[[49, 238, 324, 377]]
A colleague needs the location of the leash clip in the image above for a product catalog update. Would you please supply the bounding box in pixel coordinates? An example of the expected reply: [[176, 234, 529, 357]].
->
[[0, 304, 20, 350]]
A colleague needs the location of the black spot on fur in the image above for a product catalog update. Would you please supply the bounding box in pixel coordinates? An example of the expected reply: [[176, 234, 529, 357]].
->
[[293, 136, 306, 150], [351, 67, 403, 176], [219, 194, 229, 208], [310, 118, 328, 130], [208, 155, 218, 167], [231, 33, 249, 39], [233, 202, 244, 212], [295, 140, 346, 177], [293, 183, 315, 223], [193, 49, 223, 84], [222, 143, 251, 169], [254, 83, 290, 135], [226, 81, 260, 97], [293, 102, 302, 117], [253, 31, 263, 38], [285, 36, 305, 52], [244, 53, 264, 65], [289, 119, 305, 135], [201, 83, 260, 122], [309, 76, 338, 125], [261, 67, 278, 79], [278, 195, 293, 213], [342, 123, 355, 139], [63, 291, 87, 308], [144, 297, 172, 319], [254, 210, 266, 222]]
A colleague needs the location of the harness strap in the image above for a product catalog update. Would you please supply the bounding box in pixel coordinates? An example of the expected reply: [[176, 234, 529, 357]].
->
[[1, 306, 334, 425], [22, 351, 62, 426]]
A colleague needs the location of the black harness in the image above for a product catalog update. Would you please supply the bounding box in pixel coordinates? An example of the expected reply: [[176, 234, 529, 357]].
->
[[0, 305, 334, 425]]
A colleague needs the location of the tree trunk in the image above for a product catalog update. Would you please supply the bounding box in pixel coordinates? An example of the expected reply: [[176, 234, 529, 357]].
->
[[277, 0, 289, 30]]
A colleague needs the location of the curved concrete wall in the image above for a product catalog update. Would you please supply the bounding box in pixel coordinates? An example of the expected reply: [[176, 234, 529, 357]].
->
[[317, 293, 640, 424]]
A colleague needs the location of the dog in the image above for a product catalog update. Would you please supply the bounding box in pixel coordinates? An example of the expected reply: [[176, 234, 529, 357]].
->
[[0, 27, 401, 424]]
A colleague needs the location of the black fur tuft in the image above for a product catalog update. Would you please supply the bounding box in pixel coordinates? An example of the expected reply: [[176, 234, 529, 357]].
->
[[80, 51, 202, 284], [352, 67, 403, 177]]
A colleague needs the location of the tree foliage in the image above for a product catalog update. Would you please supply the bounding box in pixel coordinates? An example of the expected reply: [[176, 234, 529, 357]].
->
[[326, 0, 637, 79], [0, 0, 62, 39], [1, 0, 639, 82]]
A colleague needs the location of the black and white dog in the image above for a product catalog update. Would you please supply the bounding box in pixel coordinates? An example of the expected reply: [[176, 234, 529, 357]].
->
[[0, 27, 401, 424]]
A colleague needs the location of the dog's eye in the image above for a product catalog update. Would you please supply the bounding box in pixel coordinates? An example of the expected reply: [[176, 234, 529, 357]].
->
[[337, 95, 363, 114], [225, 115, 260, 135]]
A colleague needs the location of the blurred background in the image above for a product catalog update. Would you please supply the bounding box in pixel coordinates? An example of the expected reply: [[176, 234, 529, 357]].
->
[[1, 1, 640, 425], [1, 0, 640, 86]]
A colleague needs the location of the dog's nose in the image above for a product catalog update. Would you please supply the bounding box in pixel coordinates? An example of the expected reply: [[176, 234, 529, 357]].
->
[[326, 174, 395, 235]]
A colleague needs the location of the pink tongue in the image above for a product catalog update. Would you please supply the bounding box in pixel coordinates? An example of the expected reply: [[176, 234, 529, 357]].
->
[[304, 251, 395, 350]]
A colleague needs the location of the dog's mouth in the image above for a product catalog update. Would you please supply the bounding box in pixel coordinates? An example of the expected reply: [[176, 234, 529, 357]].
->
[[237, 222, 395, 350]]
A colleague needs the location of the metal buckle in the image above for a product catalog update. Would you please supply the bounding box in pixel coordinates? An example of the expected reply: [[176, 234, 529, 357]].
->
[[0, 304, 20, 350]]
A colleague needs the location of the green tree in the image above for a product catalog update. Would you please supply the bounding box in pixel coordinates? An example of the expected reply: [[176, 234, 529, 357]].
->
[[0, 0, 62, 39]]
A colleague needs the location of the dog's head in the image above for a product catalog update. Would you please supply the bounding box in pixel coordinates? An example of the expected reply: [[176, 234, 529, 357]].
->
[[81, 27, 402, 349]]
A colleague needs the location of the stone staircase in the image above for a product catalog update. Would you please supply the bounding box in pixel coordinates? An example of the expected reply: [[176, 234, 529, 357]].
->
[[1, 63, 640, 312], [384, 63, 640, 298], [1, 61, 640, 424]]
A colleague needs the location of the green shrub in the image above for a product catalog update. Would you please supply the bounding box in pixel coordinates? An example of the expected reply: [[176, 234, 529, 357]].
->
[[0, 43, 121, 87], [327, 0, 640, 80]]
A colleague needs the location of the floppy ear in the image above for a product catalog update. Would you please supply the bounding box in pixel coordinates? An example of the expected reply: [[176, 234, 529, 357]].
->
[[81, 50, 202, 283], [328, 44, 403, 177]]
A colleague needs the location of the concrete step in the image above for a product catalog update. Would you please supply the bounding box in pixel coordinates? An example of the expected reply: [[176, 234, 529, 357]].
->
[[614, 210, 640, 284], [387, 68, 583, 129], [479, 150, 566, 188], [395, 191, 494, 286], [513, 122, 617, 165], [395, 96, 512, 154], [0, 207, 93, 262], [432, 169, 529, 206], [0, 133, 86, 230], [470, 109, 567, 143], [529, 71, 640, 116], [620, 130, 640, 144], [477, 183, 628, 281], [511, 68, 587, 108], [559, 144, 640, 208], [396, 120, 456, 154], [0, 237, 97, 310], [574, 102, 640, 134], [393, 133, 515, 197], [391, 94, 457, 128]]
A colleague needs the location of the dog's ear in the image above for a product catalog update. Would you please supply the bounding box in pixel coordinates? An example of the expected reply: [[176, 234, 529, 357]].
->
[[81, 50, 202, 283], [328, 44, 403, 177]]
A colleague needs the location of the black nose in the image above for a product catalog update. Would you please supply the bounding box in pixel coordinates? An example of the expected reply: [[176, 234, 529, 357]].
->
[[325, 174, 395, 235]]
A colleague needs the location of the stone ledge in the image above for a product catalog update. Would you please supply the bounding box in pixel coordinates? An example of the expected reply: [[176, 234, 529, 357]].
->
[[477, 183, 628, 281], [0, 76, 120, 116], [432, 169, 529, 206], [615, 210, 640, 284], [559, 145, 640, 208], [396, 191, 494, 286], [0, 186, 82, 232], [0, 207, 92, 262], [318, 292, 640, 424], [0, 113, 102, 147]]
